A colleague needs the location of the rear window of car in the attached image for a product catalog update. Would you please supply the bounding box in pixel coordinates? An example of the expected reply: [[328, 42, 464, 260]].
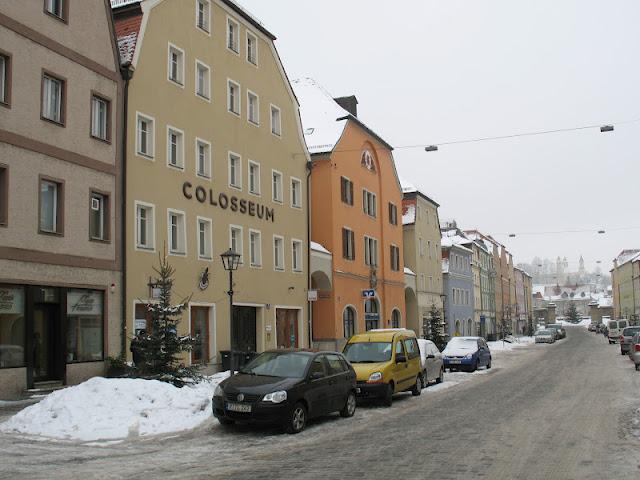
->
[[619, 320, 628, 329], [623, 327, 640, 336]]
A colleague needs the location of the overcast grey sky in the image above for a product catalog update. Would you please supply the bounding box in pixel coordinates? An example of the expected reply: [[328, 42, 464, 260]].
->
[[241, 0, 640, 272]]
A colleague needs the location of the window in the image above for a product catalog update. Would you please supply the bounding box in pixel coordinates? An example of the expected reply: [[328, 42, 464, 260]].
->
[[230, 226, 243, 264], [429, 276, 433, 290], [0, 285, 25, 368], [270, 105, 282, 136], [91, 95, 110, 141], [342, 228, 355, 260], [292, 239, 303, 272], [390, 245, 400, 271], [136, 113, 154, 158], [272, 170, 283, 202], [197, 217, 212, 260], [388, 202, 398, 225], [419, 238, 424, 257], [365, 299, 379, 331], [420, 274, 425, 290], [196, 139, 211, 178], [39, 178, 63, 234], [66, 290, 104, 363], [0, 53, 10, 106], [90, 192, 109, 241], [167, 127, 184, 169], [190, 306, 210, 364], [247, 90, 259, 125], [249, 230, 262, 267], [196, 0, 210, 33], [428, 240, 432, 259], [248, 161, 260, 195], [290, 177, 302, 208], [229, 152, 241, 189], [195, 61, 210, 100], [42, 73, 64, 124], [168, 210, 186, 255], [273, 235, 284, 271], [0, 166, 7, 226], [364, 236, 378, 267], [227, 80, 240, 115], [343, 307, 356, 338], [227, 17, 240, 53], [167, 44, 185, 86], [247, 31, 258, 65], [135, 202, 155, 250], [340, 177, 354, 205], [44, 0, 66, 21], [363, 189, 377, 217]]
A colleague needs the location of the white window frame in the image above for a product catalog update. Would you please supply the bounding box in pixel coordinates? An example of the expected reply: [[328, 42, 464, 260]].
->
[[229, 225, 243, 265], [91, 95, 109, 141], [248, 160, 261, 196], [167, 208, 187, 256], [247, 90, 259, 126], [90, 192, 106, 241], [195, 137, 212, 179], [40, 180, 58, 233], [364, 235, 378, 267], [363, 189, 377, 218], [45, 0, 65, 18], [228, 151, 242, 190], [272, 169, 283, 203], [226, 16, 240, 54], [270, 104, 282, 137], [134, 201, 155, 252], [0, 55, 7, 105], [273, 235, 285, 271], [246, 30, 258, 66], [195, 0, 211, 35], [290, 177, 302, 209], [195, 59, 211, 101], [167, 43, 185, 87], [197, 216, 213, 261], [249, 229, 262, 268], [227, 79, 241, 116], [166, 125, 185, 170], [42, 74, 63, 123], [291, 239, 303, 273], [136, 112, 155, 159]]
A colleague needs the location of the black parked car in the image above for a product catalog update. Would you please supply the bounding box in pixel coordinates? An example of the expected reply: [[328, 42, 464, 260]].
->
[[212, 350, 357, 434]]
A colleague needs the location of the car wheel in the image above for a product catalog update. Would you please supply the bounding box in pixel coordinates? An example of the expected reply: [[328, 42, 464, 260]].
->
[[383, 383, 394, 407], [217, 417, 234, 426], [412, 375, 422, 396], [340, 391, 357, 418], [436, 368, 444, 384], [636, 364, 640, 372], [285, 402, 307, 434], [487, 357, 492, 369], [421, 371, 427, 388]]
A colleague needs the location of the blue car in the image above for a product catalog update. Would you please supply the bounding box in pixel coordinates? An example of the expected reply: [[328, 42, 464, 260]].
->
[[442, 337, 492, 372]]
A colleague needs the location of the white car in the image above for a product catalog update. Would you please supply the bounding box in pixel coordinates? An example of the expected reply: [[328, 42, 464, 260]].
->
[[534, 329, 555, 344], [607, 319, 629, 344]]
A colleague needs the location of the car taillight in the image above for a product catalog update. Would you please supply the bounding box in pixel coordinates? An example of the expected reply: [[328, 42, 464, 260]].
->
[[620, 336, 624, 343], [635, 344, 640, 352]]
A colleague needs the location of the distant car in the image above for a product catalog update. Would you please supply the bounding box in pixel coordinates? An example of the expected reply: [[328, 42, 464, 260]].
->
[[546, 324, 565, 340], [417, 339, 444, 386], [588, 323, 597, 332], [630, 333, 640, 371], [619, 327, 640, 355], [607, 319, 629, 344], [534, 329, 556, 344], [442, 337, 492, 372], [212, 350, 357, 434]]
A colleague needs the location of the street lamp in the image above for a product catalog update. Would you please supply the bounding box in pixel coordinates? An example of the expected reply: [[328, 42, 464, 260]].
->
[[220, 248, 241, 373]]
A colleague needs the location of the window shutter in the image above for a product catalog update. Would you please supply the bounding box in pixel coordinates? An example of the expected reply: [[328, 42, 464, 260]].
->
[[341, 178, 346, 203]]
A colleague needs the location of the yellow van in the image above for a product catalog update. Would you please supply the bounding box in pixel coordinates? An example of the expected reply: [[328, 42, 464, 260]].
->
[[342, 329, 423, 406]]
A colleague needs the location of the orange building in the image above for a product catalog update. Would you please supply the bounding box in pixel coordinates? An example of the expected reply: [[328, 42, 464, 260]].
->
[[293, 79, 405, 351]]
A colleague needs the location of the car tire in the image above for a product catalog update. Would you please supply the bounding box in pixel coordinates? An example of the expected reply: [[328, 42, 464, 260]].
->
[[217, 417, 234, 426], [412, 375, 422, 396], [340, 391, 357, 418], [436, 368, 444, 384], [621, 350, 625, 355], [383, 383, 394, 407], [421, 371, 427, 388], [285, 402, 307, 434], [487, 357, 492, 369], [636, 364, 640, 372]]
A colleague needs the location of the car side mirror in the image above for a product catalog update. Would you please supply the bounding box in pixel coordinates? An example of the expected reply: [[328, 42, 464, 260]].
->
[[396, 353, 406, 363], [426, 354, 435, 359], [309, 371, 324, 381]]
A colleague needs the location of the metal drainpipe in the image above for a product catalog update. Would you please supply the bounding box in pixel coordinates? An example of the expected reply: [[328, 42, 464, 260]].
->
[[306, 160, 313, 348]]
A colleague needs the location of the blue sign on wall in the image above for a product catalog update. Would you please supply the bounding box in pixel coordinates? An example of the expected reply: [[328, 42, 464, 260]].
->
[[362, 289, 376, 298]]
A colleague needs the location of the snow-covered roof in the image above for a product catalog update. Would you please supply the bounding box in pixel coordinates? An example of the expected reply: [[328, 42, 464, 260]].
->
[[400, 177, 417, 194], [402, 203, 416, 225], [310, 241, 331, 255], [404, 267, 416, 276], [441, 236, 473, 254], [117, 32, 138, 64], [598, 296, 613, 308], [291, 78, 350, 154], [616, 249, 640, 267]]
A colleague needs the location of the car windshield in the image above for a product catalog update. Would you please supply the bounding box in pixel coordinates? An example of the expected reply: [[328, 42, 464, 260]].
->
[[239, 352, 310, 378], [536, 330, 551, 335], [343, 342, 392, 363]]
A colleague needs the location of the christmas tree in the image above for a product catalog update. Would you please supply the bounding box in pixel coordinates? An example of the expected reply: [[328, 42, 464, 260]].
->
[[427, 303, 447, 351], [566, 302, 580, 324]]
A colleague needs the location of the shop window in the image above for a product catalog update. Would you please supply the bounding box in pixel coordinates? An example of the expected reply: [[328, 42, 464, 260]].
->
[[66, 290, 104, 363], [0, 286, 25, 368], [191, 306, 209, 364]]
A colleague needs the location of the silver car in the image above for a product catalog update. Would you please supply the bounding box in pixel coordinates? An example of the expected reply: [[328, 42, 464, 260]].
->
[[535, 329, 555, 344], [620, 327, 640, 355], [417, 338, 444, 386], [630, 332, 640, 370]]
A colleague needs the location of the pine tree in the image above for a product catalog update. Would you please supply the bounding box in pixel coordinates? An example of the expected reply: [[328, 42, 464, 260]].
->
[[133, 253, 202, 387], [427, 303, 447, 351], [566, 302, 580, 323]]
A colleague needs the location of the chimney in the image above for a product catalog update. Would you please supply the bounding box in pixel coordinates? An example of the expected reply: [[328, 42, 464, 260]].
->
[[334, 95, 358, 117]]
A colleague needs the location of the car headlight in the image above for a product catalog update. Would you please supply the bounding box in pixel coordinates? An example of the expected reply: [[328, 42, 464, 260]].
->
[[464, 353, 473, 359], [367, 371, 383, 383], [262, 391, 287, 404], [213, 385, 224, 397]]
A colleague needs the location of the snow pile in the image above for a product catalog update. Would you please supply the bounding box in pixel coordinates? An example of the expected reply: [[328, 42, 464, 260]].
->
[[488, 336, 534, 352], [0, 373, 229, 442]]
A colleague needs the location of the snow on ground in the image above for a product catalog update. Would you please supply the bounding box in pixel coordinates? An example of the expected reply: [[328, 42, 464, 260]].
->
[[558, 318, 591, 327], [487, 336, 535, 352], [0, 372, 229, 442]]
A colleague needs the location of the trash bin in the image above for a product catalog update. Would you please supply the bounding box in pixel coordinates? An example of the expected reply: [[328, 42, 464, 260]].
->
[[220, 350, 231, 371]]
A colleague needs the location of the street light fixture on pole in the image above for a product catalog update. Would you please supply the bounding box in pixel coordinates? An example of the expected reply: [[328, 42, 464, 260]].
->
[[220, 248, 241, 373]]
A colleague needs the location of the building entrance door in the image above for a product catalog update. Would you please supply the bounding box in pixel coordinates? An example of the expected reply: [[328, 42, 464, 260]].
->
[[232, 306, 256, 353], [276, 309, 299, 348], [32, 304, 62, 383]]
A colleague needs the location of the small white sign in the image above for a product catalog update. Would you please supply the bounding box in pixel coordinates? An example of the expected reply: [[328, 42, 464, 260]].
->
[[135, 318, 147, 331], [0, 288, 24, 314], [307, 290, 318, 302], [67, 290, 103, 316]]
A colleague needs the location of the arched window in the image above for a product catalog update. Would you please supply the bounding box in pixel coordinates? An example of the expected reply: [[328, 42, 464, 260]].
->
[[391, 309, 401, 328], [365, 298, 379, 331], [343, 306, 356, 339]]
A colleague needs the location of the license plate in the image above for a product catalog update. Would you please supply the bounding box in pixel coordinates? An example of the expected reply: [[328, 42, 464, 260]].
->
[[449, 360, 462, 364], [356, 387, 361, 394], [226, 402, 251, 413]]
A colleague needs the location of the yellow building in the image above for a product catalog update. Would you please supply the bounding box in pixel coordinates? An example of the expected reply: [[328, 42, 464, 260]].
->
[[113, 0, 309, 370], [611, 250, 640, 320]]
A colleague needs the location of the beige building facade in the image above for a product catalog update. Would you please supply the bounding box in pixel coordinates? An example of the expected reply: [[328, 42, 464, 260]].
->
[[0, 0, 123, 398], [113, 0, 309, 370]]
